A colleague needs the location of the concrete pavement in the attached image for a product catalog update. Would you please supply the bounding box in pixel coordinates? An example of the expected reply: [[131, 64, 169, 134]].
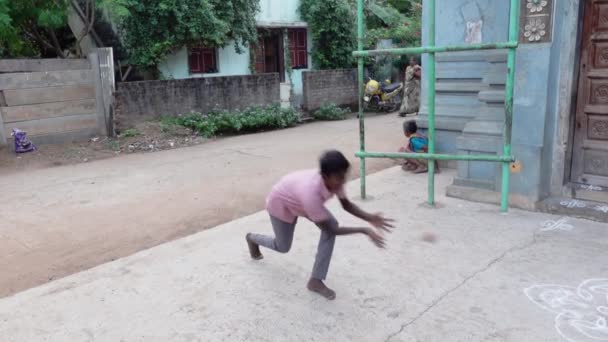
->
[[1, 168, 607, 341]]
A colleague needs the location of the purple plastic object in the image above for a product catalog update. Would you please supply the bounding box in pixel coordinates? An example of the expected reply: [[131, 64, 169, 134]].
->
[[11, 128, 36, 153]]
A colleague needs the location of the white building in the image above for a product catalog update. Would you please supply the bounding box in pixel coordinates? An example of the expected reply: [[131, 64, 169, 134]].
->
[[158, 0, 312, 105]]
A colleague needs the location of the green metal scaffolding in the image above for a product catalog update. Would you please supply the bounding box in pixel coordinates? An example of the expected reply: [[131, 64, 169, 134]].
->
[[354, 0, 520, 212]]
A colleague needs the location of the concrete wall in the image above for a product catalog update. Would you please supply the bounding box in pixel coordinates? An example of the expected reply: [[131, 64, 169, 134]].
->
[[0, 52, 113, 146], [422, 0, 573, 208], [302, 69, 357, 112], [114, 73, 281, 130]]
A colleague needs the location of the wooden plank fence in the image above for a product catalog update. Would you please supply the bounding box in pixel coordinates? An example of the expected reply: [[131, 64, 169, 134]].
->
[[0, 48, 114, 147]]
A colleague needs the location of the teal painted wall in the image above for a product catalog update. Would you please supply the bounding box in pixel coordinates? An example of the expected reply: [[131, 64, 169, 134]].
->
[[258, 0, 302, 23]]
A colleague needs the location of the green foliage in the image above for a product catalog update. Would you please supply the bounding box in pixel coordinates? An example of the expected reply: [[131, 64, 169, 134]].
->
[[283, 29, 293, 81], [301, 0, 421, 71], [387, 0, 413, 14], [350, 0, 421, 81], [299, 0, 355, 69], [0, 0, 70, 57], [312, 103, 350, 121], [366, 1, 421, 47], [117, 0, 260, 68], [97, 0, 130, 20], [119, 128, 140, 138], [167, 105, 299, 138]]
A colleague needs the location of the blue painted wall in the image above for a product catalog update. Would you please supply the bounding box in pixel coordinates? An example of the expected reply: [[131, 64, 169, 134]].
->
[[422, 0, 579, 204]]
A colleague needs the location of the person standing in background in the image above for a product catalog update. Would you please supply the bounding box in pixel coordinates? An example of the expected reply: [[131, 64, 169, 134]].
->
[[399, 57, 421, 117]]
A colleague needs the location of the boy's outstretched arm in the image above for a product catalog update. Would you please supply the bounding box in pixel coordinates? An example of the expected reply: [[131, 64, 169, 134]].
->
[[316, 220, 385, 248], [339, 198, 395, 232]]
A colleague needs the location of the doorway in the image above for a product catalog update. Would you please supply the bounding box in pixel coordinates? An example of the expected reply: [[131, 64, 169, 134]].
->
[[253, 30, 285, 82]]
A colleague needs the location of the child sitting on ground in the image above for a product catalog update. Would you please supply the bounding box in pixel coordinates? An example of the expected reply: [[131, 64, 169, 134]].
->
[[399, 120, 439, 174]]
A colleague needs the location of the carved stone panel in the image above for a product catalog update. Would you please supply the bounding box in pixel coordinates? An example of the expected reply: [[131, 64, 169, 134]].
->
[[593, 42, 608, 68], [597, 3, 608, 30], [584, 150, 608, 177], [588, 117, 608, 140], [519, 0, 553, 44], [590, 80, 608, 105]]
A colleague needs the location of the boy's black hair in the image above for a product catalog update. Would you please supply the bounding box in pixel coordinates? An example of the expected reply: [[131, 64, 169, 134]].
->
[[404, 120, 418, 135], [320, 150, 351, 176]]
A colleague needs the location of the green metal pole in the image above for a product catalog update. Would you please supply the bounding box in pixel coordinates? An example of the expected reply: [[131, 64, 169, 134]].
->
[[501, 0, 520, 212], [355, 151, 514, 163], [427, 0, 436, 206], [352, 41, 518, 57], [357, 0, 366, 199]]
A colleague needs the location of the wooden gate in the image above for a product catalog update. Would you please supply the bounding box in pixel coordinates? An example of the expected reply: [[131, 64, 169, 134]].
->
[[572, 0, 608, 187]]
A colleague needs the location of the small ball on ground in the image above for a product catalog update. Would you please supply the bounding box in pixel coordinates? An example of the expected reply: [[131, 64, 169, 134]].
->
[[421, 232, 437, 243]]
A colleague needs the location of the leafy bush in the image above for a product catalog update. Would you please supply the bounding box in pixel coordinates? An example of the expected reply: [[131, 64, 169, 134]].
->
[[168, 105, 299, 138], [119, 128, 140, 138], [299, 0, 355, 69], [313, 104, 350, 121]]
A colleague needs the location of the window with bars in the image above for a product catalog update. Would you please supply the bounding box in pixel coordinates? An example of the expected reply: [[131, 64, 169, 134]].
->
[[188, 47, 219, 74]]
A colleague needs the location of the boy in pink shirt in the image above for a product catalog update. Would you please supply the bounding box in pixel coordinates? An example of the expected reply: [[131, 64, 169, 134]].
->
[[246, 150, 394, 300]]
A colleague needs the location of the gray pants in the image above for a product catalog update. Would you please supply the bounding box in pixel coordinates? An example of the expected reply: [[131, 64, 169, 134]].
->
[[249, 214, 337, 280]]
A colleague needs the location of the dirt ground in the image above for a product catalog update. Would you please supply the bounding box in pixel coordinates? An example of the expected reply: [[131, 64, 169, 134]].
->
[[0, 114, 405, 298], [0, 120, 208, 175]]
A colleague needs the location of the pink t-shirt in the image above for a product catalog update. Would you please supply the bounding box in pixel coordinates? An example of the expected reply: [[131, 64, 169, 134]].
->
[[266, 169, 346, 223]]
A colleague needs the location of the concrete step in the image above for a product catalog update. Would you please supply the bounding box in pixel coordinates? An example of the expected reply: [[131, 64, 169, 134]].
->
[[420, 104, 482, 118], [436, 82, 486, 93], [479, 90, 505, 103], [538, 197, 608, 223], [484, 64, 508, 85]]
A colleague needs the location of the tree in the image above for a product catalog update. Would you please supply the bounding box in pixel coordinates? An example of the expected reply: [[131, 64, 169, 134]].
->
[[301, 0, 421, 70], [0, 0, 104, 58], [117, 0, 260, 68], [366, 0, 421, 48], [345, 0, 421, 48], [0, 0, 72, 57], [299, 0, 355, 69]]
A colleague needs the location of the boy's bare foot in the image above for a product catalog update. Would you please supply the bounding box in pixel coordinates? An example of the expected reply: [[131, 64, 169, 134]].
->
[[245, 233, 263, 260], [307, 278, 336, 300]]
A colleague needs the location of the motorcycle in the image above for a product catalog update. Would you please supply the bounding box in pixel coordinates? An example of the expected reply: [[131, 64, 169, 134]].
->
[[363, 78, 403, 112]]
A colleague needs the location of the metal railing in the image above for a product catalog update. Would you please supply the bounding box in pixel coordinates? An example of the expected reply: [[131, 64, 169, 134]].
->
[[354, 0, 520, 212]]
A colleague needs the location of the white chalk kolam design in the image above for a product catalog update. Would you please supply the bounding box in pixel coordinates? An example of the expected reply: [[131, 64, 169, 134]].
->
[[581, 184, 603, 191], [540, 217, 574, 231], [595, 205, 608, 214], [524, 279, 608, 342], [560, 200, 587, 209]]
